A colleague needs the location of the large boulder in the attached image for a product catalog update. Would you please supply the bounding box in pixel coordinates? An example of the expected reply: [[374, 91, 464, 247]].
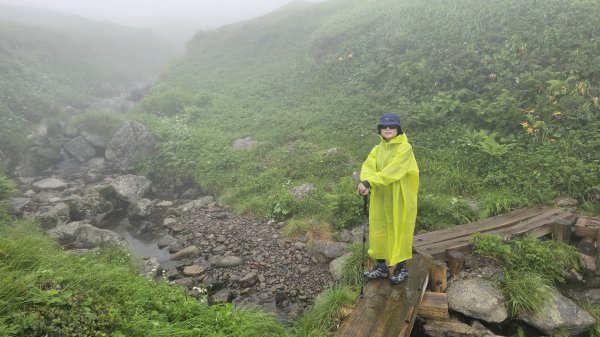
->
[[111, 174, 152, 203], [105, 121, 156, 171], [30, 147, 63, 170], [62, 193, 114, 226], [48, 221, 127, 249], [446, 278, 508, 323], [32, 178, 68, 191], [519, 291, 596, 336], [28, 202, 71, 229], [310, 240, 348, 264], [63, 136, 97, 163]]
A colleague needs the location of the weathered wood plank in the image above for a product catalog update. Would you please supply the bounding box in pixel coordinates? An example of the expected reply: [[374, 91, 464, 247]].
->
[[418, 291, 449, 319], [334, 255, 432, 337], [413, 206, 549, 247], [414, 208, 572, 259]]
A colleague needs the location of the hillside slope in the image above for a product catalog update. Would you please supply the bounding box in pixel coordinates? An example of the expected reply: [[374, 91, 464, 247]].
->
[[88, 0, 600, 224]]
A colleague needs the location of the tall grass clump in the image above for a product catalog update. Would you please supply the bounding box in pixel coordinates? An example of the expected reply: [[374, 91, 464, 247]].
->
[[0, 221, 289, 337], [471, 233, 579, 315], [338, 242, 364, 288], [293, 286, 355, 337]]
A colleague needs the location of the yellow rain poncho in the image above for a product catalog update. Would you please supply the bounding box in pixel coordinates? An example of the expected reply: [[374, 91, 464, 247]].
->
[[360, 133, 419, 266]]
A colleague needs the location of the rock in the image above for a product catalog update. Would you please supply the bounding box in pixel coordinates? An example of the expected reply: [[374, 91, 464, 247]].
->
[[30, 147, 62, 170], [105, 121, 156, 172], [32, 178, 68, 191], [290, 183, 314, 200], [83, 169, 104, 183], [176, 197, 215, 214], [81, 132, 107, 150], [423, 319, 504, 337], [183, 264, 205, 277], [171, 245, 202, 260], [329, 253, 352, 281], [579, 254, 597, 274], [239, 272, 258, 288], [62, 193, 113, 226], [111, 174, 151, 203], [447, 278, 508, 323], [519, 291, 596, 336], [325, 147, 338, 155], [212, 256, 243, 268], [233, 136, 258, 150], [31, 202, 71, 229], [48, 221, 127, 249], [157, 234, 177, 248], [86, 157, 108, 170], [156, 200, 173, 207], [556, 197, 578, 208], [140, 257, 160, 279], [4, 197, 31, 216], [63, 136, 96, 162], [310, 240, 348, 263], [209, 288, 232, 304], [172, 277, 194, 288], [127, 198, 154, 219]]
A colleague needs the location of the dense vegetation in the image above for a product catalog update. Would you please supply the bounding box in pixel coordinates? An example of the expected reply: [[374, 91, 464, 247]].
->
[[131, 0, 600, 232]]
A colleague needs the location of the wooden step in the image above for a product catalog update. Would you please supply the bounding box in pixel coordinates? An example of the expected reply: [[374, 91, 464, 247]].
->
[[418, 291, 449, 319]]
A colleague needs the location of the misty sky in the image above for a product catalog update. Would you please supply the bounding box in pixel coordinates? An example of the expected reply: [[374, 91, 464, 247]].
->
[[0, 0, 310, 28]]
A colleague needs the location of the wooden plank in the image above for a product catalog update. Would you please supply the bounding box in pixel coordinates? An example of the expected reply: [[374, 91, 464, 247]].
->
[[334, 255, 432, 337], [418, 291, 449, 319], [334, 279, 390, 337], [403, 273, 429, 337], [414, 208, 572, 259], [368, 255, 431, 337], [413, 206, 549, 247]]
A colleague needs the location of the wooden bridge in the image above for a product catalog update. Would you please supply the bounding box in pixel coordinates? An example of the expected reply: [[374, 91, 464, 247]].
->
[[334, 206, 575, 337]]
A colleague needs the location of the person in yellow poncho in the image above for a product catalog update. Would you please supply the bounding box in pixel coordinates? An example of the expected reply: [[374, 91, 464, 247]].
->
[[357, 112, 419, 284]]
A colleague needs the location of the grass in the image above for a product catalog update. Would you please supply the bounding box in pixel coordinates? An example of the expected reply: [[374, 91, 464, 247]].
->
[[0, 221, 290, 337], [501, 271, 555, 316], [292, 286, 355, 337], [471, 233, 579, 316]]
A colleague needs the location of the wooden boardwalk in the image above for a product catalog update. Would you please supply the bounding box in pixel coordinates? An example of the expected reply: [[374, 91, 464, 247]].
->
[[334, 206, 575, 336], [334, 254, 432, 337], [413, 206, 575, 259]]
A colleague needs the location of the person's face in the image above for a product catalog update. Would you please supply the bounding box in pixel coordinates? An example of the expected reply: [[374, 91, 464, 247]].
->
[[379, 125, 399, 141]]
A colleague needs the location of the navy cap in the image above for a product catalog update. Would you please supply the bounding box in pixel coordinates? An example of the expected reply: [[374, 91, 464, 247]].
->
[[377, 112, 401, 128]]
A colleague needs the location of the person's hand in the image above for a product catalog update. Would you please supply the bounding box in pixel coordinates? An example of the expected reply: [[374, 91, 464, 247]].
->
[[358, 182, 370, 196]]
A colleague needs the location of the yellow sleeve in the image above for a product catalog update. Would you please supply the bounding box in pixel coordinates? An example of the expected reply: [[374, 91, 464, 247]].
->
[[359, 146, 379, 182], [361, 143, 418, 187]]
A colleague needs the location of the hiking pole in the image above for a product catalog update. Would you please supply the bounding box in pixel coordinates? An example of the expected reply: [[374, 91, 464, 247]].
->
[[360, 194, 369, 298]]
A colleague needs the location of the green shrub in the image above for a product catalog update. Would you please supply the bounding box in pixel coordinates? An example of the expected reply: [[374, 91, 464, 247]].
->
[[472, 233, 579, 283], [478, 189, 527, 218], [0, 174, 16, 201], [67, 111, 124, 140], [417, 194, 477, 231]]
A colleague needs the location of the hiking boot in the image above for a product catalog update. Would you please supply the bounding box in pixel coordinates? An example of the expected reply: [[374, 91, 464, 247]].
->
[[390, 266, 408, 284], [363, 264, 389, 280]]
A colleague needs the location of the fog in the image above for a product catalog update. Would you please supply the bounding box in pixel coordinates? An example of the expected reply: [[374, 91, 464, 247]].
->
[[0, 0, 320, 47]]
